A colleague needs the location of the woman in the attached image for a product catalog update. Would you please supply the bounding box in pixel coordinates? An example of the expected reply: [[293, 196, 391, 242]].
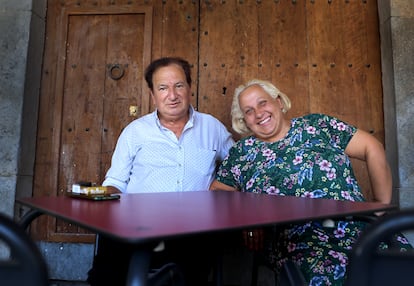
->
[[210, 79, 411, 285]]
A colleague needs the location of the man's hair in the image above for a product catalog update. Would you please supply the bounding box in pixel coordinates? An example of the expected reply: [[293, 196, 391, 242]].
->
[[144, 57, 192, 90]]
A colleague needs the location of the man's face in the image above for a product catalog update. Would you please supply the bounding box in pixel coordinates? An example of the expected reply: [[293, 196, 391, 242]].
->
[[150, 64, 191, 121]]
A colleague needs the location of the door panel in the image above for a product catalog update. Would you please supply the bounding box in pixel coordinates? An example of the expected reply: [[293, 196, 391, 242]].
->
[[198, 0, 260, 138], [33, 4, 152, 241]]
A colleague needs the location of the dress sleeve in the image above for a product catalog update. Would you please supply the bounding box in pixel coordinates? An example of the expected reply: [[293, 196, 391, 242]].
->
[[311, 114, 357, 151]]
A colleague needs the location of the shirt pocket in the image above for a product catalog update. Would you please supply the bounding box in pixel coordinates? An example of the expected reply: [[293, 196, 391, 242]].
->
[[187, 148, 217, 176]]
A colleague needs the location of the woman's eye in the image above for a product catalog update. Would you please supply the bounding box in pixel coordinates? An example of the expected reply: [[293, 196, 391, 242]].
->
[[259, 100, 267, 106], [244, 109, 253, 116]]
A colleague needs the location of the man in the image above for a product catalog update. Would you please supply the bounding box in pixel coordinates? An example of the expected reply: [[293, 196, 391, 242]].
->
[[87, 57, 234, 285]]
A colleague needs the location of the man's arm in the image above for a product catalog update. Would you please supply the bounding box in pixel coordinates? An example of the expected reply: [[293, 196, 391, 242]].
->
[[105, 186, 122, 194]]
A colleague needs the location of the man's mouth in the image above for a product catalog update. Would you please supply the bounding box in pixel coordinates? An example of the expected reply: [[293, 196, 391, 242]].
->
[[169, 102, 180, 107]]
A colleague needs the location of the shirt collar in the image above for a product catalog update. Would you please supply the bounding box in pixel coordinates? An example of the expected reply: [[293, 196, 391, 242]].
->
[[154, 105, 195, 130]]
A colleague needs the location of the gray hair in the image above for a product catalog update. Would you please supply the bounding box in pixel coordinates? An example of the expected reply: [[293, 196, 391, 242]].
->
[[231, 79, 292, 135]]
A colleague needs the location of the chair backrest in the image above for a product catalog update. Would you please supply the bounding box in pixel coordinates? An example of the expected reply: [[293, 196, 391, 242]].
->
[[345, 209, 414, 286], [0, 212, 49, 286]]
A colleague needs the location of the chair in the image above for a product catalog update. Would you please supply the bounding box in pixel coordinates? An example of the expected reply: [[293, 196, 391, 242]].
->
[[345, 209, 414, 286], [0, 212, 49, 286]]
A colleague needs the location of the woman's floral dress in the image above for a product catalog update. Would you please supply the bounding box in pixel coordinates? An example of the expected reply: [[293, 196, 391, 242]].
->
[[216, 114, 411, 286]]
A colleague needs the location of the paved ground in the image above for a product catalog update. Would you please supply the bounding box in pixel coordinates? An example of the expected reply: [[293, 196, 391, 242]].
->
[[49, 281, 89, 286]]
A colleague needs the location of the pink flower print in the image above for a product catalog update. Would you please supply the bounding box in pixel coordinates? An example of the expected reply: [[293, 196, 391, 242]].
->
[[327, 168, 337, 180], [338, 253, 347, 266], [328, 250, 347, 265], [231, 166, 241, 176], [337, 122, 347, 131], [265, 186, 280, 195], [287, 242, 297, 252], [262, 148, 275, 160], [293, 155, 303, 165], [319, 160, 332, 171], [306, 125, 316, 134], [245, 138, 254, 146], [397, 236, 409, 244], [330, 119, 338, 128], [303, 191, 313, 198], [341, 190, 354, 201], [246, 178, 255, 189], [334, 227, 345, 238], [318, 233, 329, 242]]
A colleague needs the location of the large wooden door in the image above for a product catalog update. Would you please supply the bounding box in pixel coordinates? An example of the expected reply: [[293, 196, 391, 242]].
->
[[33, 0, 383, 242], [33, 4, 152, 241]]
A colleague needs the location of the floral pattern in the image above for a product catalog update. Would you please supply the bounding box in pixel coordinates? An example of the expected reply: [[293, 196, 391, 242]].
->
[[216, 114, 411, 285]]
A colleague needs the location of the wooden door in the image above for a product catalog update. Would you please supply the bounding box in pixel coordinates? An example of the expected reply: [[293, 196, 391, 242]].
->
[[32, 4, 152, 242], [32, 0, 383, 242]]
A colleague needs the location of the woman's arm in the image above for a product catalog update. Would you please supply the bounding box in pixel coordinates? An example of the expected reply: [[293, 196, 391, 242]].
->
[[209, 180, 237, 191], [345, 129, 392, 203]]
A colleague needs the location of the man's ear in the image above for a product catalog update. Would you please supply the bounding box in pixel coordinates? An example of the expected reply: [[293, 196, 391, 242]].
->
[[150, 90, 155, 105]]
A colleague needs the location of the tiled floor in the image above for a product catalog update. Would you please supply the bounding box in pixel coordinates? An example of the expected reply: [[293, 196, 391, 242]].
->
[[47, 247, 276, 286]]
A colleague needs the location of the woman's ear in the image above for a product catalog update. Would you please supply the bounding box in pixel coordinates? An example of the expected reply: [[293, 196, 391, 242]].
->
[[277, 97, 284, 109]]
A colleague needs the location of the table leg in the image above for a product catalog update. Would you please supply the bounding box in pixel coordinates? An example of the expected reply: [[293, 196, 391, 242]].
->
[[127, 247, 152, 286]]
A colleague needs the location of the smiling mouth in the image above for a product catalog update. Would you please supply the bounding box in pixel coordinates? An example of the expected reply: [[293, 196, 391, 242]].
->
[[258, 116, 271, 125]]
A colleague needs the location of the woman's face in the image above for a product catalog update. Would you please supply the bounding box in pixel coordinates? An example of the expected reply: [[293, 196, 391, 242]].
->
[[239, 85, 288, 142]]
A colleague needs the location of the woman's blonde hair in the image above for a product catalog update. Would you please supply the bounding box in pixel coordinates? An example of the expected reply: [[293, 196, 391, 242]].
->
[[231, 79, 291, 135]]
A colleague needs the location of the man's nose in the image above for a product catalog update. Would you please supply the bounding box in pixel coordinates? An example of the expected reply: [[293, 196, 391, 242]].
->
[[167, 88, 178, 99]]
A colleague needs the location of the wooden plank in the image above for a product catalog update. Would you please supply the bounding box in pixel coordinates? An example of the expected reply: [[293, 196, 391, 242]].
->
[[258, 0, 309, 120], [102, 12, 149, 181], [159, 0, 199, 108], [198, 0, 259, 139], [57, 14, 109, 235]]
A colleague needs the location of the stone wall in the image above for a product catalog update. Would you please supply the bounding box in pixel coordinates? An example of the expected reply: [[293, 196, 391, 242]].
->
[[379, 0, 414, 208]]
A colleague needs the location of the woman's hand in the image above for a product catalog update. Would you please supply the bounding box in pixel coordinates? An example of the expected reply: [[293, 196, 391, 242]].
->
[[242, 228, 264, 251]]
